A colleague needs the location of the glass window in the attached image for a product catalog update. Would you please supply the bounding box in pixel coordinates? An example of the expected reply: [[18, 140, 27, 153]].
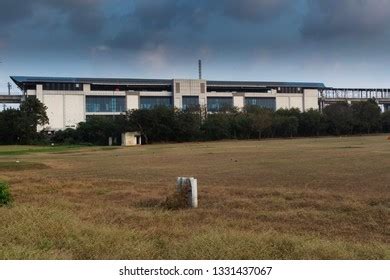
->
[[86, 96, 126, 113], [200, 83, 206, 94], [140, 96, 172, 109], [182, 96, 199, 110], [245, 97, 276, 110], [43, 83, 82, 91], [175, 83, 181, 93], [207, 97, 233, 112]]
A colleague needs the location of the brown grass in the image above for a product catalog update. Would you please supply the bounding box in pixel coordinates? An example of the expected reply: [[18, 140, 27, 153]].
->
[[0, 135, 389, 259]]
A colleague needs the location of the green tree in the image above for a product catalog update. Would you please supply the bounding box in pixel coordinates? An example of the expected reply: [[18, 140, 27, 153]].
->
[[18, 96, 49, 143], [323, 102, 353, 135], [201, 113, 232, 140], [77, 116, 122, 145], [0, 109, 22, 144], [351, 99, 381, 134], [299, 109, 322, 136], [381, 111, 390, 132], [247, 107, 273, 139]]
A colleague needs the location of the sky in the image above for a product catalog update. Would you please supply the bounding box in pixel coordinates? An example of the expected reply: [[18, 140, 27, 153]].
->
[[1, 0, 390, 93]]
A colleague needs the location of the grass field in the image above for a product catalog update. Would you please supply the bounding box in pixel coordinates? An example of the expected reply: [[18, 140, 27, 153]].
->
[[0, 135, 389, 259]]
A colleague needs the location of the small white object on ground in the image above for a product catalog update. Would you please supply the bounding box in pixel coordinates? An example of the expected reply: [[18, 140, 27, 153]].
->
[[177, 177, 198, 208]]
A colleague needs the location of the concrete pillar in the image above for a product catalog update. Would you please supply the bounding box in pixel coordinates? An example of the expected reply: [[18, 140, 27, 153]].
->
[[83, 84, 91, 92], [233, 93, 245, 109], [126, 92, 140, 111], [36, 84, 43, 102], [177, 177, 198, 208]]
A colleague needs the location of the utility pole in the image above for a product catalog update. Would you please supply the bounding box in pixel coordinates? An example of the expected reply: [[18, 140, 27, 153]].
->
[[198, 59, 202, 80], [7, 82, 11, 95]]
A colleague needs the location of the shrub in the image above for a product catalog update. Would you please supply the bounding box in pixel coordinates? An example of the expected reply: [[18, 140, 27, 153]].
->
[[0, 181, 13, 207], [162, 184, 191, 210]]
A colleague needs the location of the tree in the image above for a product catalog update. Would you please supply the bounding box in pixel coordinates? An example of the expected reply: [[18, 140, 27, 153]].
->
[[201, 113, 232, 140], [323, 102, 353, 135], [247, 107, 273, 139], [76, 115, 123, 145], [351, 99, 381, 134], [0, 109, 22, 144], [272, 108, 300, 138], [173, 109, 202, 142], [18, 96, 49, 143], [299, 109, 322, 136], [381, 111, 390, 133]]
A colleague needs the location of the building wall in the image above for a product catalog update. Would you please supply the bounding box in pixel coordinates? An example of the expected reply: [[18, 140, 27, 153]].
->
[[303, 89, 319, 111], [64, 95, 85, 128], [173, 79, 206, 108], [276, 91, 319, 111], [29, 80, 321, 131], [43, 94, 64, 130], [126, 93, 140, 111]]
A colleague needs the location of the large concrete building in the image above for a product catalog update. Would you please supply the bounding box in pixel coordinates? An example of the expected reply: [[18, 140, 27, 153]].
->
[[11, 76, 324, 131]]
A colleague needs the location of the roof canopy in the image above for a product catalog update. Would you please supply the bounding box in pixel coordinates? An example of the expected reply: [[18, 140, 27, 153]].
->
[[10, 76, 326, 90]]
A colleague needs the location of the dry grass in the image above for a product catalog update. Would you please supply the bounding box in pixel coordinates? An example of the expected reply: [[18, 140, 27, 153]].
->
[[0, 135, 389, 259]]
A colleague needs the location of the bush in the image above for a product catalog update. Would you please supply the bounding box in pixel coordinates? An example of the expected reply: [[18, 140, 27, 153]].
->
[[0, 181, 13, 207], [162, 184, 191, 210]]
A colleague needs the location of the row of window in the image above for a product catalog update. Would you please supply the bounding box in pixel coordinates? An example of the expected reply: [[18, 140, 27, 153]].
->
[[277, 87, 303, 94], [85, 96, 277, 113], [86, 96, 126, 113], [40, 83, 304, 94], [43, 83, 82, 91]]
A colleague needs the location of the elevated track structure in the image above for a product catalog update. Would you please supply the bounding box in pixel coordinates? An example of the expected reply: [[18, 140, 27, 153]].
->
[[320, 88, 390, 111]]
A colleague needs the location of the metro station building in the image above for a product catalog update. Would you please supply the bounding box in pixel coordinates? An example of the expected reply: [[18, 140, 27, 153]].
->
[[11, 76, 324, 131]]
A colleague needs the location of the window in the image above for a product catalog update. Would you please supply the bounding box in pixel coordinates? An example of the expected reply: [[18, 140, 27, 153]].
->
[[207, 97, 233, 112], [200, 83, 206, 94], [140, 96, 172, 109], [43, 83, 82, 91], [245, 98, 276, 110], [86, 96, 126, 113], [175, 82, 181, 93], [182, 96, 199, 110], [277, 87, 303, 94]]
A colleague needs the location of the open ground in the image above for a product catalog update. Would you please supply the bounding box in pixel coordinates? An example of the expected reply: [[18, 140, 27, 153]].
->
[[0, 135, 389, 259]]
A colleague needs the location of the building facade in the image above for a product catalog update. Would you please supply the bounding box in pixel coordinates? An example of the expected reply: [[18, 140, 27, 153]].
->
[[11, 76, 324, 131]]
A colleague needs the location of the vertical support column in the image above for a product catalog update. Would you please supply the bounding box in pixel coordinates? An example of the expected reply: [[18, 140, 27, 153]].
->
[[233, 93, 245, 110], [173, 80, 182, 109], [36, 84, 44, 131], [36, 84, 43, 102], [126, 92, 140, 111], [83, 84, 91, 93]]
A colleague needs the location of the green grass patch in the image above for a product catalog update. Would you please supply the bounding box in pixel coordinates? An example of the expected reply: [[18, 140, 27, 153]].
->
[[0, 145, 87, 156], [0, 181, 12, 207], [0, 161, 49, 171]]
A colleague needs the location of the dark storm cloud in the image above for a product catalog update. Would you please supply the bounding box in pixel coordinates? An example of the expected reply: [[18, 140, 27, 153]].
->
[[222, 0, 294, 23], [107, 0, 296, 54], [302, 0, 390, 40], [0, 0, 104, 35], [1, 0, 390, 88]]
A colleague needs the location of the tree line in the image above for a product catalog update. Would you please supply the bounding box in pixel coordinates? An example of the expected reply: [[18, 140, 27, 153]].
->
[[1, 97, 390, 145]]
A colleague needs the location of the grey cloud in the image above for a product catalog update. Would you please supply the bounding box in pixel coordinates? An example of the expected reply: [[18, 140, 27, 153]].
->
[[221, 0, 294, 23], [0, 0, 105, 35], [108, 0, 295, 52], [0, 0, 34, 25], [302, 0, 390, 40]]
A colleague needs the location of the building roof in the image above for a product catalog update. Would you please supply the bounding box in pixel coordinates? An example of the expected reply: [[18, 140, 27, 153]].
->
[[207, 80, 325, 88], [10, 76, 326, 90], [10, 76, 172, 89]]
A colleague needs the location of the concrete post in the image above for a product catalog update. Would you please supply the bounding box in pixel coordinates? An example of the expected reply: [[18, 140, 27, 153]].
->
[[177, 177, 198, 208], [189, 178, 198, 208]]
